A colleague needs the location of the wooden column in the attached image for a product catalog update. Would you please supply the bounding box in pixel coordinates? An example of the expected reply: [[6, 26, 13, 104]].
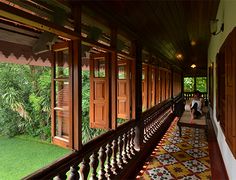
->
[[110, 25, 117, 129], [171, 68, 174, 99], [181, 72, 184, 97], [134, 42, 143, 150], [72, 4, 82, 150]]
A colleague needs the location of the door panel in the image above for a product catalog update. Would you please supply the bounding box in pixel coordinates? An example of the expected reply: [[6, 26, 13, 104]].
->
[[117, 60, 130, 119], [90, 53, 109, 129]]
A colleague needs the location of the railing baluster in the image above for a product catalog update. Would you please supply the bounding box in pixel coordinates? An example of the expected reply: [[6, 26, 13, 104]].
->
[[55, 173, 67, 180], [118, 135, 124, 168], [122, 133, 128, 163], [112, 139, 119, 174], [80, 156, 90, 180], [126, 130, 132, 159], [90, 151, 99, 180], [106, 141, 113, 178], [69, 164, 79, 180], [99, 145, 106, 179], [130, 127, 136, 155]]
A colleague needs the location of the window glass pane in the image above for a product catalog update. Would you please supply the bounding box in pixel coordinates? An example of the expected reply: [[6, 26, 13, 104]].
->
[[142, 68, 145, 80], [184, 77, 194, 92], [55, 81, 69, 108], [55, 110, 69, 138], [55, 50, 69, 78], [118, 63, 126, 79], [94, 58, 106, 78], [196, 77, 207, 92]]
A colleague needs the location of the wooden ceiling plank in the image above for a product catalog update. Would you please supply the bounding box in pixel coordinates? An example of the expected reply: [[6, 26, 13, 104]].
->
[[0, 2, 79, 40]]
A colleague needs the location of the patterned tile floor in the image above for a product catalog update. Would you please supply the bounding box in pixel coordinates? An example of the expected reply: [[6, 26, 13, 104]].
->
[[137, 118, 211, 180]]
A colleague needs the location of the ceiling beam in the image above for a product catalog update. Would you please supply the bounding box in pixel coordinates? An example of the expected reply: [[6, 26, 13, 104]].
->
[[0, 2, 78, 40]]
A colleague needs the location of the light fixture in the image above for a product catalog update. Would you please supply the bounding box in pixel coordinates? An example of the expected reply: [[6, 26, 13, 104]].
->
[[191, 40, 196, 46], [176, 53, 183, 60], [191, 64, 196, 68], [210, 19, 224, 35]]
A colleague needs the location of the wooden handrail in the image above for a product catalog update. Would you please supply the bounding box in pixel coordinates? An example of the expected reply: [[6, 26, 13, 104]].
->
[[23, 98, 176, 180]]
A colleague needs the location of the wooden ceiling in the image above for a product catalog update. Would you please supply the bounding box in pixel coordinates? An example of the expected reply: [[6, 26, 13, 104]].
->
[[84, 0, 219, 73]]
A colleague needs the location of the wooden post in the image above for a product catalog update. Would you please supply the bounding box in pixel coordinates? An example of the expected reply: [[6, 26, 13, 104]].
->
[[171, 68, 174, 99], [72, 4, 82, 150], [134, 42, 143, 150], [110, 25, 117, 129]]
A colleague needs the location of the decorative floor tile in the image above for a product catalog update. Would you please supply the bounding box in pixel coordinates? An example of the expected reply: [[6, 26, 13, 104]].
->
[[185, 148, 207, 158], [147, 167, 174, 180], [171, 151, 193, 162], [198, 157, 211, 168], [168, 136, 184, 144], [176, 142, 193, 150], [155, 153, 178, 165], [162, 144, 181, 153], [187, 140, 207, 148], [138, 118, 211, 179], [196, 170, 212, 180], [179, 174, 201, 180], [166, 163, 191, 178], [183, 159, 208, 173]]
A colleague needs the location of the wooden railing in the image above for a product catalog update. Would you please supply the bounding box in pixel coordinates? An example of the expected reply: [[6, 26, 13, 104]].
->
[[184, 92, 207, 100], [23, 99, 175, 180]]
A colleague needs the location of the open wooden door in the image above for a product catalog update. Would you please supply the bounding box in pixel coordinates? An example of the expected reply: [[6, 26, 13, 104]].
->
[[90, 53, 109, 129], [51, 41, 72, 149], [117, 59, 130, 119]]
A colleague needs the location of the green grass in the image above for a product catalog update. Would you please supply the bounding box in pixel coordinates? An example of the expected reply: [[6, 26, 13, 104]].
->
[[0, 136, 71, 180]]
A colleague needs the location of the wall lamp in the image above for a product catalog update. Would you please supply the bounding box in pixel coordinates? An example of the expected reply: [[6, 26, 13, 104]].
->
[[210, 19, 224, 35]]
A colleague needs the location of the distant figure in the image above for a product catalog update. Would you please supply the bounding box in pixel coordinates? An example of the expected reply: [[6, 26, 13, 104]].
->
[[190, 91, 202, 121]]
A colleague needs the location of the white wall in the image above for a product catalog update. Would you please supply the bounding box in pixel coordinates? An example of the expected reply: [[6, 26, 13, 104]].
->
[[208, 0, 236, 179]]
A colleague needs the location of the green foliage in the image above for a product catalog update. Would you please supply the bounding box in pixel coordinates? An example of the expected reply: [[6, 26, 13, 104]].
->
[[196, 77, 207, 92], [184, 76, 207, 93], [0, 63, 51, 140], [184, 77, 194, 92]]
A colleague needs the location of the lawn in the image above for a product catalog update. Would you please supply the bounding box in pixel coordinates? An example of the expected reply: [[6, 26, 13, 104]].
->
[[0, 136, 71, 180]]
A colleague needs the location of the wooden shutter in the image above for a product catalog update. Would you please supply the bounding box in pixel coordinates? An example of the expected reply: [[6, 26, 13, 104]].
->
[[51, 41, 72, 149], [148, 66, 155, 108], [142, 64, 148, 110], [90, 53, 109, 129], [117, 60, 130, 119], [225, 33, 236, 155], [217, 47, 225, 130], [155, 67, 160, 104]]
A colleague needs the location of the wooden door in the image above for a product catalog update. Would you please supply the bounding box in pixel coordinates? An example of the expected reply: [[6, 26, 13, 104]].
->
[[90, 53, 109, 129], [117, 60, 130, 119], [51, 41, 72, 148]]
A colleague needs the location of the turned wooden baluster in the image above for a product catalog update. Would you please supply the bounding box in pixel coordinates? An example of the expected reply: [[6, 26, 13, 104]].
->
[[69, 164, 79, 180], [126, 130, 132, 159], [99, 145, 106, 179], [111, 139, 119, 174], [80, 156, 90, 180], [122, 133, 128, 164], [130, 127, 136, 155], [55, 172, 67, 180], [118, 135, 124, 168], [106, 141, 113, 178], [90, 151, 99, 180]]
